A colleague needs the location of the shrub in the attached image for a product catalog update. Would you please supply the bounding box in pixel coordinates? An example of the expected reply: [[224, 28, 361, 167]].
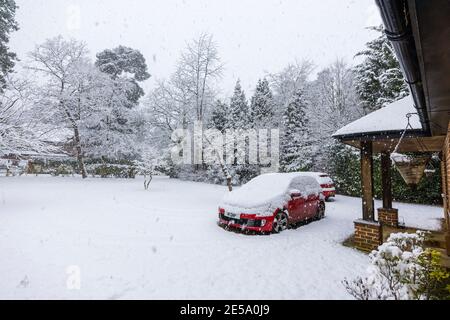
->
[[51, 164, 74, 176], [343, 231, 450, 300], [85, 163, 136, 178]]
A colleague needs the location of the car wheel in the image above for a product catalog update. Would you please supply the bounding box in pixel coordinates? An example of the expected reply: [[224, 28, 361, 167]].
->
[[272, 211, 288, 233], [316, 202, 325, 220]]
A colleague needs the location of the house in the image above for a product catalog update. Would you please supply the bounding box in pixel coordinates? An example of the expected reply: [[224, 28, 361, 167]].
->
[[333, 0, 450, 255]]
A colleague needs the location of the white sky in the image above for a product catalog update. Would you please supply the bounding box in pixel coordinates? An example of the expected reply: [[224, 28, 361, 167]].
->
[[10, 0, 382, 97]]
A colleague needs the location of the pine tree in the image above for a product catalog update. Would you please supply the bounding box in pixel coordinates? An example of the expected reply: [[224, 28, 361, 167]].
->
[[210, 99, 229, 132], [249, 78, 275, 128], [355, 26, 408, 113], [0, 0, 19, 93], [280, 88, 312, 172], [95, 46, 150, 107], [229, 79, 249, 129]]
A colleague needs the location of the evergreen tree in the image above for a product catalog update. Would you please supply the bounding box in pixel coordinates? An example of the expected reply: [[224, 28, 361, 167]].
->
[[229, 79, 249, 129], [249, 78, 275, 128], [209, 99, 229, 132], [280, 89, 312, 172], [95, 46, 150, 107], [0, 0, 19, 93], [355, 26, 408, 113]]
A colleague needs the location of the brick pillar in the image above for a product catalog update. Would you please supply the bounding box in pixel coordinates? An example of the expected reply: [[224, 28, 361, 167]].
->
[[378, 207, 399, 227], [354, 219, 382, 252]]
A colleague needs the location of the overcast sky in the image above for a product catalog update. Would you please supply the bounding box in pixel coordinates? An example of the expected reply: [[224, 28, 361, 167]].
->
[[10, 0, 382, 97]]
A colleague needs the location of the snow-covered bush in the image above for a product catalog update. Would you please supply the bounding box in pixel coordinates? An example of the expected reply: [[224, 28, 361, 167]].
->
[[51, 164, 74, 177], [343, 231, 450, 300], [134, 147, 165, 190], [85, 163, 136, 178]]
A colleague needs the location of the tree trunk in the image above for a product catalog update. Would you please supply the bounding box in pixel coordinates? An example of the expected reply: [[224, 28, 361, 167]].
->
[[73, 126, 87, 179], [226, 176, 232, 192]]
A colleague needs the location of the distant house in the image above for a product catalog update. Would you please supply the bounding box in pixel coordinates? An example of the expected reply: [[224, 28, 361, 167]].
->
[[333, 0, 450, 256], [0, 127, 74, 175], [0, 152, 71, 175]]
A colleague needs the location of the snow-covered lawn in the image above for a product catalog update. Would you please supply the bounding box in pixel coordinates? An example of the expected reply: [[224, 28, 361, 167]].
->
[[0, 176, 443, 299]]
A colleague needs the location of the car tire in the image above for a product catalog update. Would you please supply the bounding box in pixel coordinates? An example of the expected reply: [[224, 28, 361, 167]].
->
[[316, 201, 325, 220], [272, 211, 288, 233]]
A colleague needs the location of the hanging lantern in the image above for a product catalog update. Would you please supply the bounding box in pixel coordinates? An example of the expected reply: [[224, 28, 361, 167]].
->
[[391, 153, 430, 187]]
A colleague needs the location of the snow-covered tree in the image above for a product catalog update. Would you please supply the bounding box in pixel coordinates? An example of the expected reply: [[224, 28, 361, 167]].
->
[[309, 59, 362, 172], [91, 46, 150, 163], [355, 26, 409, 113], [95, 45, 150, 107], [134, 145, 162, 190], [0, 0, 18, 93], [176, 32, 223, 123], [146, 33, 222, 136], [249, 78, 275, 129], [80, 77, 141, 161], [144, 33, 230, 184], [229, 79, 249, 129], [145, 78, 192, 137], [28, 36, 92, 177], [270, 60, 314, 124], [0, 75, 50, 155], [280, 88, 312, 172], [209, 99, 229, 132]]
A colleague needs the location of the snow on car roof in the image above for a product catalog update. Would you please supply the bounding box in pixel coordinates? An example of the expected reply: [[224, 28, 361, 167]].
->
[[332, 95, 422, 138], [220, 173, 321, 216], [296, 172, 328, 177]]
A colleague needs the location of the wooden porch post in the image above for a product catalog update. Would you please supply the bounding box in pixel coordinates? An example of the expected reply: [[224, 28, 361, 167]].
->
[[361, 141, 375, 221], [443, 123, 450, 256], [381, 152, 393, 209]]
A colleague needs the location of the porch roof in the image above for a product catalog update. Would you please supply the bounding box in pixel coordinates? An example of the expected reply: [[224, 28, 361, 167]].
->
[[332, 96, 423, 140]]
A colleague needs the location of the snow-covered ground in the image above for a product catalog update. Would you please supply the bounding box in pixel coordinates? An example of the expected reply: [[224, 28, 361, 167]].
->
[[0, 176, 443, 299]]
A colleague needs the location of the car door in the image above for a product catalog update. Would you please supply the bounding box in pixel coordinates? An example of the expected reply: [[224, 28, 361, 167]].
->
[[305, 192, 319, 219], [287, 191, 306, 222]]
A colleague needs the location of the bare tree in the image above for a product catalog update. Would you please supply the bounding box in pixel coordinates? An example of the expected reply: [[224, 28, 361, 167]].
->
[[309, 59, 363, 171], [176, 33, 223, 123], [311, 59, 362, 133], [270, 59, 315, 113]]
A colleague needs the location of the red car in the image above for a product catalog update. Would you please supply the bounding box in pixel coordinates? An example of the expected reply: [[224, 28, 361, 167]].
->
[[218, 173, 325, 233], [297, 172, 336, 200]]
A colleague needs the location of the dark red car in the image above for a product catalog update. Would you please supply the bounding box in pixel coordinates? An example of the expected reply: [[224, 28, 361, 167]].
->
[[218, 173, 325, 233], [297, 172, 336, 200]]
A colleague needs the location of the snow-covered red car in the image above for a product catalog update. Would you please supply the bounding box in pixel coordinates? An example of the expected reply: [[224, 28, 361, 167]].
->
[[218, 173, 325, 233], [297, 172, 336, 200]]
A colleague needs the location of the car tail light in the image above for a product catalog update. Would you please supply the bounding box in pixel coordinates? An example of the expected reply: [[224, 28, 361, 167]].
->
[[321, 183, 334, 189], [219, 207, 225, 214]]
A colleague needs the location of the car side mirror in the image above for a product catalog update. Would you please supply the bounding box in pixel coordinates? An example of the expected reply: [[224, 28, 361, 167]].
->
[[289, 189, 301, 198]]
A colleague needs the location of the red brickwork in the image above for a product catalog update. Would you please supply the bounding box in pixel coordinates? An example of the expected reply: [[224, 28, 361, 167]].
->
[[378, 208, 399, 228], [354, 219, 382, 252]]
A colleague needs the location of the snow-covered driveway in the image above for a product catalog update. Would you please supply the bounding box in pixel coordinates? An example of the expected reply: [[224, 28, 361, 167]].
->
[[0, 176, 443, 299]]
